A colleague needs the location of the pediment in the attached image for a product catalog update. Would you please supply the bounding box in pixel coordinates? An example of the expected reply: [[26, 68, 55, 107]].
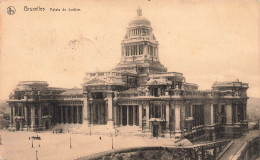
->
[[147, 79, 172, 86], [85, 78, 109, 86]]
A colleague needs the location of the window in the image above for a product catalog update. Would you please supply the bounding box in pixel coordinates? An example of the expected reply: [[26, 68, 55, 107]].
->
[[98, 73, 104, 76], [221, 105, 225, 113]]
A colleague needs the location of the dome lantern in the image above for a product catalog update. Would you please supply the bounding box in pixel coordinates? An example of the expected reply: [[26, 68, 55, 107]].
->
[[137, 7, 142, 16]]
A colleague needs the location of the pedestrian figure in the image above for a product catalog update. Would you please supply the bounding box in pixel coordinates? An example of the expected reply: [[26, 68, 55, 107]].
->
[[100, 137, 101, 140], [39, 144, 40, 147], [29, 137, 30, 140]]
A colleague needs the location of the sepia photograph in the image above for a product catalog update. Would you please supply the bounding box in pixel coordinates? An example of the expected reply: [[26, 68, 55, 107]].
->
[[0, 0, 260, 159]]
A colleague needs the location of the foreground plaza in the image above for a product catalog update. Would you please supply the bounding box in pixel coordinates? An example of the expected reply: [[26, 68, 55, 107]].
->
[[0, 129, 179, 160], [7, 8, 249, 141]]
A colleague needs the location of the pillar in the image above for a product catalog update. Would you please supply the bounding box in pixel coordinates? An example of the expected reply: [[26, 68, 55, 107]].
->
[[65, 106, 68, 123], [120, 106, 123, 126], [70, 106, 74, 124], [139, 105, 142, 129], [190, 104, 193, 118], [30, 105, 36, 131], [175, 105, 181, 138], [235, 105, 238, 123], [225, 104, 232, 124], [61, 106, 64, 124], [13, 105, 16, 129], [90, 105, 94, 125], [113, 106, 117, 125], [244, 103, 247, 121], [23, 106, 28, 129], [20, 120, 23, 131], [146, 104, 149, 129], [107, 92, 113, 126], [225, 103, 233, 138], [127, 106, 129, 126], [97, 104, 100, 124], [83, 92, 89, 123], [38, 105, 43, 129], [133, 106, 136, 125], [166, 103, 170, 130], [9, 105, 13, 129], [77, 106, 80, 124], [210, 104, 214, 125], [137, 45, 139, 55]]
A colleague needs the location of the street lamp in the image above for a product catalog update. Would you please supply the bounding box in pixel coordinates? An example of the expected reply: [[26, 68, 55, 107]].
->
[[31, 138, 34, 148], [36, 150, 38, 160], [112, 138, 113, 149], [70, 137, 72, 149]]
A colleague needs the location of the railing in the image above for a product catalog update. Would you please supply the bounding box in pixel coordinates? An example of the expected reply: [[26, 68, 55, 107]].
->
[[74, 139, 231, 160]]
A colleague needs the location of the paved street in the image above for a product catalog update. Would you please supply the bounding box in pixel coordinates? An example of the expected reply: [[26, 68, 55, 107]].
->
[[0, 130, 176, 160]]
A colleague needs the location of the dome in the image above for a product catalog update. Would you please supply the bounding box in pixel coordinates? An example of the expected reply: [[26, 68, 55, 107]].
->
[[129, 8, 151, 26]]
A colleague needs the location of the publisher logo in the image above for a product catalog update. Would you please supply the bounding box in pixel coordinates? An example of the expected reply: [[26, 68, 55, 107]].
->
[[7, 6, 16, 15]]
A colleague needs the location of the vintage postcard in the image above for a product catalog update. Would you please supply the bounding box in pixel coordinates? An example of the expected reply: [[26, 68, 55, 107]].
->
[[0, 0, 260, 160]]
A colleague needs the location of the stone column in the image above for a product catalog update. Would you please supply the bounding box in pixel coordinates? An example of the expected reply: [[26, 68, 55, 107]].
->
[[65, 106, 68, 124], [244, 103, 247, 121], [30, 105, 36, 131], [107, 92, 113, 126], [77, 106, 81, 124], [166, 103, 170, 130], [146, 104, 149, 129], [13, 105, 16, 130], [113, 106, 117, 125], [190, 104, 193, 118], [97, 104, 100, 124], [71, 106, 74, 123], [38, 105, 43, 129], [127, 106, 129, 126], [9, 105, 13, 129], [225, 104, 232, 124], [61, 106, 64, 124], [235, 105, 238, 123], [90, 105, 94, 125], [137, 45, 139, 55], [20, 120, 23, 131], [133, 106, 136, 125], [83, 91, 89, 123], [120, 106, 123, 126], [24, 106, 28, 129], [174, 105, 181, 138], [210, 104, 214, 125], [139, 105, 142, 129]]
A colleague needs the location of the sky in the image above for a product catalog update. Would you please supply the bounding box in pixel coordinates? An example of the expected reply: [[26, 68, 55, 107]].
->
[[0, 0, 259, 100]]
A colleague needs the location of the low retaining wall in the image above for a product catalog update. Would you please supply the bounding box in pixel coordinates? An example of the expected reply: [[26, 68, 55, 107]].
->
[[76, 140, 231, 160], [232, 136, 260, 160]]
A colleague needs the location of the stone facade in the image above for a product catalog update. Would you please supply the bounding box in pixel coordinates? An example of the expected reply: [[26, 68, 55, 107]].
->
[[7, 8, 249, 141], [7, 81, 83, 131]]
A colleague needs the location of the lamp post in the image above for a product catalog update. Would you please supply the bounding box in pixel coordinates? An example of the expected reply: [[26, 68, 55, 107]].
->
[[112, 138, 113, 149], [31, 138, 34, 148], [36, 150, 38, 160], [70, 137, 72, 149]]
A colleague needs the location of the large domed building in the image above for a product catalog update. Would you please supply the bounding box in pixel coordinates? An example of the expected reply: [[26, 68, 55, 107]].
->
[[7, 9, 249, 141]]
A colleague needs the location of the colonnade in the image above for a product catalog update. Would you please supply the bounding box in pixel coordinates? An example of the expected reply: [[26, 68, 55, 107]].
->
[[117, 105, 139, 126], [57, 105, 83, 124]]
